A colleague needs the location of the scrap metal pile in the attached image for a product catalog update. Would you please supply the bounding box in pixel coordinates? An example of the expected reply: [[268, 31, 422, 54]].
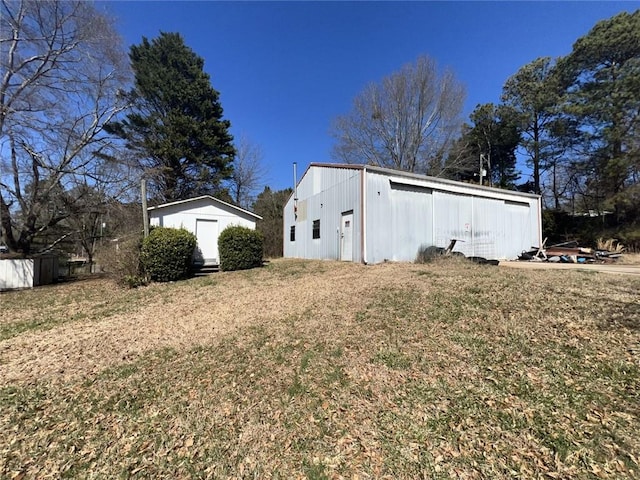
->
[[518, 240, 624, 263]]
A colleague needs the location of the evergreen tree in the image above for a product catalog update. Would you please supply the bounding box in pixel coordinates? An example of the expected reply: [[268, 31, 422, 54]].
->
[[471, 104, 521, 188], [252, 187, 293, 258], [502, 57, 571, 198], [445, 104, 520, 189], [442, 124, 481, 182], [556, 11, 640, 220], [107, 32, 235, 202]]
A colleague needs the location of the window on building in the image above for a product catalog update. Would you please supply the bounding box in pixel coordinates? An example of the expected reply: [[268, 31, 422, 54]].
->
[[290, 225, 296, 242], [312, 219, 320, 239]]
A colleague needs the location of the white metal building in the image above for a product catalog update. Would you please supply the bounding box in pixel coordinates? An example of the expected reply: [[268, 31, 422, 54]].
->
[[283, 163, 542, 263], [148, 196, 261, 266]]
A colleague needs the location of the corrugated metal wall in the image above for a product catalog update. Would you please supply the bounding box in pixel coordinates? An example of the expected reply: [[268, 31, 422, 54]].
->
[[366, 171, 435, 263], [433, 191, 473, 256], [366, 170, 541, 262], [283, 166, 362, 261], [284, 165, 541, 264]]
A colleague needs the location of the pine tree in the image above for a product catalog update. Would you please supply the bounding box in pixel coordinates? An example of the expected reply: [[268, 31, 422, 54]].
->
[[557, 11, 640, 220], [445, 104, 521, 189], [107, 32, 235, 202], [252, 187, 293, 258], [502, 57, 568, 197]]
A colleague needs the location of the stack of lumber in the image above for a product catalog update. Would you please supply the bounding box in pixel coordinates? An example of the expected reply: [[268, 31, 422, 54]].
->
[[518, 240, 623, 263]]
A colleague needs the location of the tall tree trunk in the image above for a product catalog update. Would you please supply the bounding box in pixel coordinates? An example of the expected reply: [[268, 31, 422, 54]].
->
[[552, 161, 560, 209], [533, 115, 541, 195], [0, 194, 17, 250]]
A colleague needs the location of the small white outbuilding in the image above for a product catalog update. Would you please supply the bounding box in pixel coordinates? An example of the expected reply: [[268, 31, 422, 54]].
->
[[283, 163, 542, 264], [148, 195, 261, 266]]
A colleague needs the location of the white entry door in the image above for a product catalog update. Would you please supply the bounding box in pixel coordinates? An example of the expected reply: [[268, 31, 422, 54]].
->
[[195, 219, 219, 266], [340, 211, 353, 261]]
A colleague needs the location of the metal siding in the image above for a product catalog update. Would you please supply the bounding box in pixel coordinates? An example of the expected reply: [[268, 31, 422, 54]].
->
[[367, 170, 542, 262], [387, 175, 536, 203], [434, 193, 539, 260], [433, 191, 474, 256], [286, 166, 542, 263], [149, 208, 256, 234], [503, 203, 531, 258], [365, 172, 393, 264], [471, 197, 501, 259], [506, 199, 540, 258], [149, 198, 257, 232], [283, 166, 361, 261], [370, 165, 540, 202], [283, 193, 297, 258], [0, 259, 35, 289], [366, 171, 435, 262]]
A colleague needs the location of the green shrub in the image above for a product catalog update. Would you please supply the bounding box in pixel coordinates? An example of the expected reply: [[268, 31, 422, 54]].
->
[[218, 225, 264, 272], [140, 227, 197, 282]]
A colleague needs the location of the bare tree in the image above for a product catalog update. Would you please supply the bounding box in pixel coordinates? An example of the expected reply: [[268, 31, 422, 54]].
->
[[227, 135, 267, 209], [331, 55, 466, 174], [0, 0, 131, 255]]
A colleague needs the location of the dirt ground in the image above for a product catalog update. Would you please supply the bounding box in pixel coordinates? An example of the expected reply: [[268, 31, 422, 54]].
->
[[0, 261, 372, 386], [501, 260, 640, 276], [1, 259, 639, 479], [2, 258, 637, 387]]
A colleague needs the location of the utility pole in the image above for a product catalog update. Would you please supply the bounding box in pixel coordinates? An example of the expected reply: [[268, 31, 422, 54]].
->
[[0, 162, 4, 248], [0, 194, 3, 247], [141, 178, 149, 238], [293, 162, 298, 219], [479, 153, 490, 187]]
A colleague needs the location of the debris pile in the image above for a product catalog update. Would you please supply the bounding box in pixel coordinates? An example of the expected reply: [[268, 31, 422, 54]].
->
[[417, 239, 500, 265], [518, 240, 624, 263]]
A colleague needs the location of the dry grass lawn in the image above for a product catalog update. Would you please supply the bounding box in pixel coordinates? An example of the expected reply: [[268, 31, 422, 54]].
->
[[620, 253, 640, 265], [1, 258, 639, 479]]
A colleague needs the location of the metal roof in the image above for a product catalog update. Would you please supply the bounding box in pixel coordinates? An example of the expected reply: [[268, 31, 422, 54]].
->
[[307, 163, 541, 200]]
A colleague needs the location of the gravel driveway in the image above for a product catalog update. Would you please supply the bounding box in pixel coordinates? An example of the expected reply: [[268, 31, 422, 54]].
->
[[501, 260, 640, 276]]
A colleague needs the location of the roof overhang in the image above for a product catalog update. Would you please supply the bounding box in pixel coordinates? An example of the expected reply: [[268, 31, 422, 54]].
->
[[308, 162, 541, 200], [147, 195, 262, 220]]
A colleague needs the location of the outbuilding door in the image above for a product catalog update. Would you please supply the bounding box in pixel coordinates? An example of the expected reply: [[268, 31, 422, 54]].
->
[[503, 201, 532, 258], [340, 211, 353, 261], [195, 219, 219, 266]]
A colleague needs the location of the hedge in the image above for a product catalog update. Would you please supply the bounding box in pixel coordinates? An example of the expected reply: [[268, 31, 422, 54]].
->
[[218, 226, 264, 271], [140, 227, 197, 282]]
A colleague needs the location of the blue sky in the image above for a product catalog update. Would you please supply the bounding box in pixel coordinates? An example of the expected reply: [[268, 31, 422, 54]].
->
[[101, 1, 638, 192]]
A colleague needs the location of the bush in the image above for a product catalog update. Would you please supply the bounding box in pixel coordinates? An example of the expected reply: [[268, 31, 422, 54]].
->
[[415, 245, 445, 263], [618, 229, 640, 253], [415, 244, 473, 265], [97, 233, 146, 288], [218, 226, 264, 271], [140, 227, 197, 282]]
